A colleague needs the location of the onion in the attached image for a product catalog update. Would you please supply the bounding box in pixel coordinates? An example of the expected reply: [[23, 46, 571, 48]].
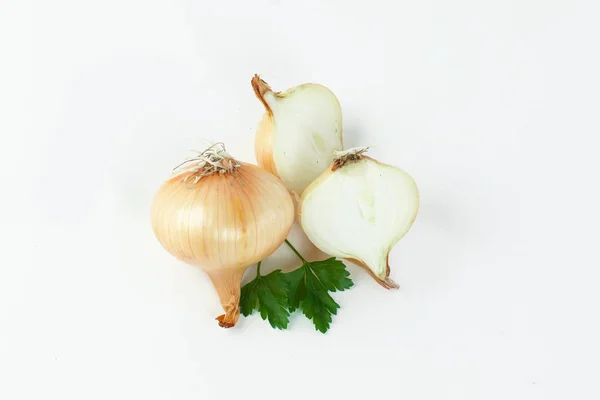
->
[[151, 144, 294, 327], [298, 147, 419, 289], [251, 75, 343, 194]]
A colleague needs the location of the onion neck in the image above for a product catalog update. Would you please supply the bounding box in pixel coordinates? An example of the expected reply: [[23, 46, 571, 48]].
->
[[251, 74, 275, 114], [346, 255, 399, 290], [207, 268, 246, 328]]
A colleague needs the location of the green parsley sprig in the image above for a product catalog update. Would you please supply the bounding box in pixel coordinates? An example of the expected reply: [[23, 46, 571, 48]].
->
[[240, 261, 290, 329], [240, 240, 353, 333]]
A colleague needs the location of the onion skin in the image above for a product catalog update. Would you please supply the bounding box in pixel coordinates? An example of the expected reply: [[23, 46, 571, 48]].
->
[[252, 75, 279, 178], [255, 112, 278, 177], [298, 156, 419, 290], [346, 256, 398, 290], [151, 163, 294, 327]]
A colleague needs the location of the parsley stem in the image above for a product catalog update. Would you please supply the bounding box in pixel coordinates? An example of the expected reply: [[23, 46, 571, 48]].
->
[[256, 261, 262, 276], [284, 239, 307, 263]]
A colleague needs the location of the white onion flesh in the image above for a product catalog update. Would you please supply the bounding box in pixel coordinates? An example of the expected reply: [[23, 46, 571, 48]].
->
[[299, 157, 419, 287], [253, 76, 343, 194]]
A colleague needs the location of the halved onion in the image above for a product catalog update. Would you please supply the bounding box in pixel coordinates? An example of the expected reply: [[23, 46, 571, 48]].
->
[[299, 148, 419, 289]]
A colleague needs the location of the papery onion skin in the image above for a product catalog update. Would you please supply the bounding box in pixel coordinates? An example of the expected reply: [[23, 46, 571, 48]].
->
[[252, 74, 343, 195], [298, 155, 419, 289], [255, 113, 277, 175], [151, 162, 294, 327]]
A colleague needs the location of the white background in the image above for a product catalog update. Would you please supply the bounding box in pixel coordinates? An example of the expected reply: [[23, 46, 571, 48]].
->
[[2, 0, 600, 399]]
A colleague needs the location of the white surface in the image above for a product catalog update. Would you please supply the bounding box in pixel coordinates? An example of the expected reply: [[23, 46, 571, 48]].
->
[[2, 1, 600, 399]]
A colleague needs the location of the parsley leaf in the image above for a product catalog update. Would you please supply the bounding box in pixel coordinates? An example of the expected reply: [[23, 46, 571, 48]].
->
[[239, 243, 354, 333], [310, 258, 354, 292], [240, 265, 290, 330], [285, 266, 306, 312], [285, 258, 354, 333]]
